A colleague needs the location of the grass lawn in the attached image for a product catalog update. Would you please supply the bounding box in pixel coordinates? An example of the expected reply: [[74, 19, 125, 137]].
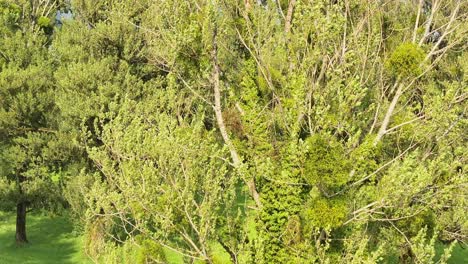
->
[[435, 242, 468, 264], [0, 211, 91, 264]]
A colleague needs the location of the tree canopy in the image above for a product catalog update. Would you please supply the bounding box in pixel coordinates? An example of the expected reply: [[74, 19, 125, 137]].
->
[[0, 0, 466, 263]]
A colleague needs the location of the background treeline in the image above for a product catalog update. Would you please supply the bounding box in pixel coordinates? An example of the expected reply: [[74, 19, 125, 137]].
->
[[0, 0, 466, 263]]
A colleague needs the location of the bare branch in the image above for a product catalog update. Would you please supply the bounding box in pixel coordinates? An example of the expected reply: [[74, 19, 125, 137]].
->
[[384, 115, 425, 134], [212, 22, 262, 208], [374, 82, 403, 145], [284, 0, 297, 34]]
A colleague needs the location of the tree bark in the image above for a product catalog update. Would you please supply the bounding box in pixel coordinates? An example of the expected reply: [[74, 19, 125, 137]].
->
[[284, 0, 297, 34], [16, 201, 28, 244], [374, 83, 403, 146], [210, 21, 262, 208]]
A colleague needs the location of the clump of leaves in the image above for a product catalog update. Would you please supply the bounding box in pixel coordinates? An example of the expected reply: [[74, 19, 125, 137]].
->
[[37, 16, 51, 28], [302, 195, 348, 230], [37, 16, 53, 34], [303, 134, 350, 190], [0, 2, 21, 27], [386, 43, 425, 78], [136, 237, 167, 264]]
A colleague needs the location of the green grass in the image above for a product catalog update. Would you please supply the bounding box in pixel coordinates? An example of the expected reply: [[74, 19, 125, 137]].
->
[[435, 242, 468, 264], [382, 242, 468, 264], [0, 211, 91, 264]]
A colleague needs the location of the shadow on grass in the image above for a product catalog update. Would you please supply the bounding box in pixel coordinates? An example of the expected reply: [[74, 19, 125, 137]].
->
[[0, 212, 89, 264]]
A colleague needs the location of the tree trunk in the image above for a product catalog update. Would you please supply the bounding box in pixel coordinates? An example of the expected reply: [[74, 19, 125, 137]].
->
[[284, 0, 297, 34], [16, 201, 28, 244], [210, 18, 262, 208]]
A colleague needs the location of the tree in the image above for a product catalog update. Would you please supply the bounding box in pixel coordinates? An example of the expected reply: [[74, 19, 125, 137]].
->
[[0, 0, 73, 244], [13, 0, 463, 262]]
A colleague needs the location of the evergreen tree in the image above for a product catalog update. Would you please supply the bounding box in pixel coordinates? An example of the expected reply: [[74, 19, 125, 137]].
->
[[0, 0, 73, 244]]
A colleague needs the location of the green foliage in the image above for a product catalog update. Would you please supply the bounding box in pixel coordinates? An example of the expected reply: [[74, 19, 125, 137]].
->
[[386, 42, 425, 78], [1, 0, 467, 263], [37, 16, 51, 28], [349, 136, 381, 177], [304, 134, 350, 190], [136, 238, 167, 264], [302, 196, 347, 230], [258, 179, 303, 263], [0, 1, 21, 29]]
